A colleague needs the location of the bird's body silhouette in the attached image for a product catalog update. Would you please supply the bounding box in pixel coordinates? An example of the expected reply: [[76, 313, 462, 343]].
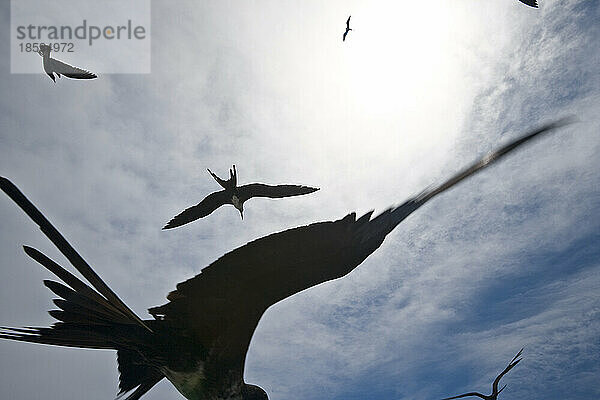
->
[[343, 15, 352, 41], [163, 165, 319, 228], [37, 43, 97, 82], [518, 0, 538, 7], [0, 119, 571, 400], [441, 349, 524, 400]]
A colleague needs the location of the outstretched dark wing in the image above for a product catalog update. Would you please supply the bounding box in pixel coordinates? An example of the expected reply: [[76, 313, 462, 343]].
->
[[237, 183, 319, 203], [149, 118, 571, 378], [343, 31, 349, 41], [346, 15, 351, 29], [48, 58, 97, 79], [163, 190, 230, 229], [519, 0, 539, 7], [441, 392, 487, 400]]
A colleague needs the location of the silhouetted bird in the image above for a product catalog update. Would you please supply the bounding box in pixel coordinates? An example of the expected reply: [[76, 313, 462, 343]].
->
[[0, 118, 572, 400], [343, 15, 352, 41], [163, 165, 319, 228], [38, 43, 97, 82], [441, 348, 524, 400], [519, 0, 538, 8]]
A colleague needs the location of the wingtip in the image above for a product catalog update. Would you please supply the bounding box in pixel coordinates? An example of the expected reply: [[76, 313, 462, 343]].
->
[[22, 245, 36, 256], [42, 279, 55, 288], [162, 219, 180, 230], [512, 347, 524, 362], [0, 176, 11, 188], [0, 176, 19, 196], [548, 115, 577, 129], [519, 0, 539, 7]]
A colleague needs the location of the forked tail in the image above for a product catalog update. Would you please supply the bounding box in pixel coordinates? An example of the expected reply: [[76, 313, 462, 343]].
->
[[0, 177, 163, 400]]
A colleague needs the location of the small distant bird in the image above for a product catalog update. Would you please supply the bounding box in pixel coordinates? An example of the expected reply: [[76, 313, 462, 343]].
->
[[37, 43, 97, 82], [163, 165, 319, 228], [441, 348, 524, 400], [518, 0, 538, 7], [343, 15, 352, 41]]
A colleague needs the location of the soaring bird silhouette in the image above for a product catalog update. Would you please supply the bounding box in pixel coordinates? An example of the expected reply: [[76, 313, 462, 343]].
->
[[163, 165, 319, 228], [343, 15, 352, 41], [37, 43, 97, 82], [518, 0, 538, 7], [441, 348, 524, 400], [0, 118, 571, 400]]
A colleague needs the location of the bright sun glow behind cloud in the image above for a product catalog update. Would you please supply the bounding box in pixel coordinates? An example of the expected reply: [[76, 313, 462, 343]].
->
[[342, 3, 459, 116], [314, 2, 475, 202]]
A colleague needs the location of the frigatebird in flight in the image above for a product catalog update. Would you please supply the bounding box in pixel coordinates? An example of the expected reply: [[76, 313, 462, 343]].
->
[[0, 118, 571, 400], [343, 15, 352, 41], [38, 43, 97, 82], [163, 165, 319, 228], [518, 0, 538, 8], [441, 348, 524, 400]]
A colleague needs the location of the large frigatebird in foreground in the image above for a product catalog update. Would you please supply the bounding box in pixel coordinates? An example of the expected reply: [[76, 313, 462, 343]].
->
[[441, 348, 524, 400], [38, 43, 97, 82], [0, 118, 571, 400], [163, 165, 319, 228]]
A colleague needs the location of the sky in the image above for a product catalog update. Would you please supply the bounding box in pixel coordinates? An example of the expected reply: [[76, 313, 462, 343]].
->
[[0, 1, 598, 399]]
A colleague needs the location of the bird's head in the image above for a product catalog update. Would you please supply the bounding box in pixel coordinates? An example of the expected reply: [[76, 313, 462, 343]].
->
[[232, 199, 244, 220], [38, 43, 51, 57], [242, 384, 268, 400]]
